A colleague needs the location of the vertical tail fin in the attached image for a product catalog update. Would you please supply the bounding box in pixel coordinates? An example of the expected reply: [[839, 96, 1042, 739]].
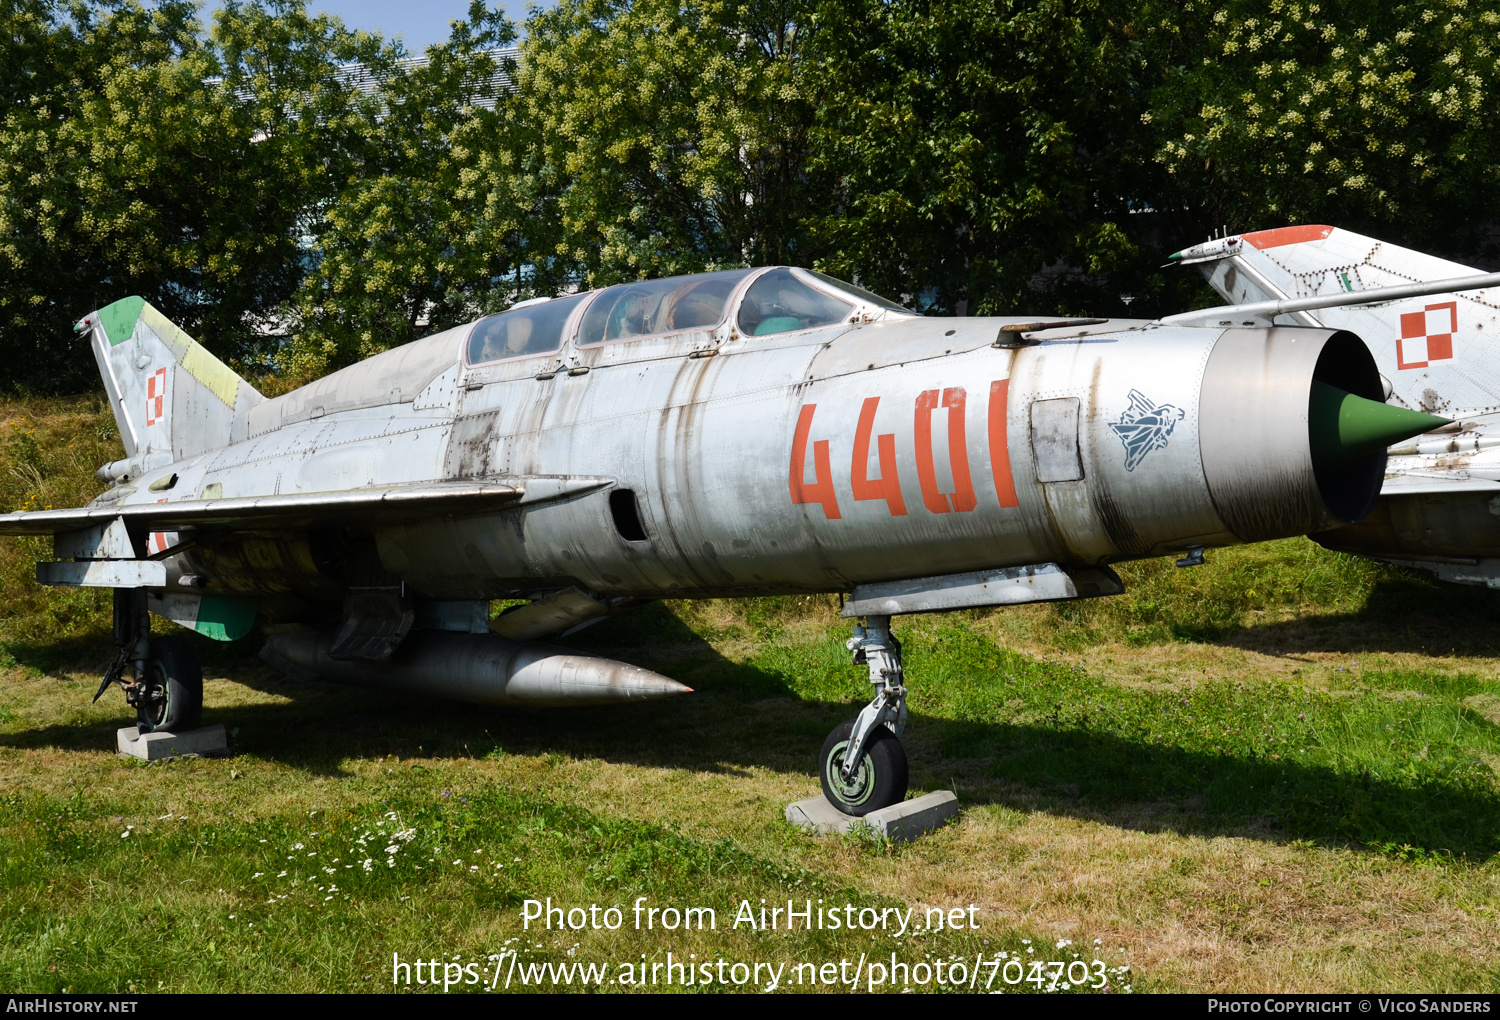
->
[[1173, 226, 1500, 415], [80, 297, 264, 465]]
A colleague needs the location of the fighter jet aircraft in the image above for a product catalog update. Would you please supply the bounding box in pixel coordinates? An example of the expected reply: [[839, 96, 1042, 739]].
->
[[0, 265, 1465, 814], [1171, 226, 1500, 589]]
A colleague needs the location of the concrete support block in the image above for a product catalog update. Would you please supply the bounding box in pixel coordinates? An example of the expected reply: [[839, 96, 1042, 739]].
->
[[117, 724, 229, 761], [786, 790, 958, 842]]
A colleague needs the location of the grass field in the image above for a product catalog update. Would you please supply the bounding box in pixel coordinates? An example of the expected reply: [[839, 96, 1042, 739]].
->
[[1, 395, 1499, 993]]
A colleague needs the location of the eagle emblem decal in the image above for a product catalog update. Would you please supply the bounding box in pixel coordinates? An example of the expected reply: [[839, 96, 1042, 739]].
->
[[1109, 390, 1186, 471]]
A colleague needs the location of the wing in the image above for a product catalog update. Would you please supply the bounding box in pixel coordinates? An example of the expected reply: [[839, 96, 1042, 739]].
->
[[0, 476, 611, 537]]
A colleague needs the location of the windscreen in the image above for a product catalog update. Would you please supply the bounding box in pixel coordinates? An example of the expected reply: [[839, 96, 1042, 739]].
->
[[801, 269, 909, 311], [737, 268, 855, 336]]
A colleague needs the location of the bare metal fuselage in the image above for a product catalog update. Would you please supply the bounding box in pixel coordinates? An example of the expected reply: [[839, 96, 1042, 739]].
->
[[140, 307, 1370, 619]]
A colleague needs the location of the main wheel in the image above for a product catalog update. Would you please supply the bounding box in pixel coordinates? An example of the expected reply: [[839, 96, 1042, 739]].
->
[[135, 636, 203, 734], [819, 720, 908, 817]]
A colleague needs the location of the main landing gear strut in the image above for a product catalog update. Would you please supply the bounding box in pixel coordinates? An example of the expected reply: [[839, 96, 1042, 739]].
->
[[94, 588, 202, 733], [819, 615, 909, 816]]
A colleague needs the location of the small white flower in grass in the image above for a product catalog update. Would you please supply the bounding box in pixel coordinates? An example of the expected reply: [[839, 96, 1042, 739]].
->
[[452, 860, 462, 866], [228, 915, 235, 919], [324, 896, 334, 902], [362, 859, 373, 872], [252, 873, 263, 879], [385, 845, 400, 855], [276, 871, 287, 878], [292, 843, 304, 850]]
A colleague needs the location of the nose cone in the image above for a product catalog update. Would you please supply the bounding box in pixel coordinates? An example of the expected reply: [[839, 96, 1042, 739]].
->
[[1309, 381, 1449, 472]]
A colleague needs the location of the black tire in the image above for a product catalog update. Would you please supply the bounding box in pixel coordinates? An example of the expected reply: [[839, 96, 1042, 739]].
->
[[819, 720, 908, 817], [136, 636, 203, 734]]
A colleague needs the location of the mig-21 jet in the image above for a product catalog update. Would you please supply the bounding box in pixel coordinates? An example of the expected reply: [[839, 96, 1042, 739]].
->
[[0, 264, 1474, 813], [1173, 226, 1500, 589]]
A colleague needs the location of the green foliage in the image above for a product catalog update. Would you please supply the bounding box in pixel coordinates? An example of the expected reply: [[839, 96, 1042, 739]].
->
[[1138, 0, 1500, 258], [520, 0, 829, 285], [809, 0, 1147, 315], [2, 0, 1499, 385], [0, 0, 399, 384], [285, 3, 563, 376]]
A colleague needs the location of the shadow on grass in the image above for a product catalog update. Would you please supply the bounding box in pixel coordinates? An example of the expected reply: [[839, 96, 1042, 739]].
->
[[1171, 572, 1500, 658], [935, 718, 1500, 859], [4, 602, 1498, 858]]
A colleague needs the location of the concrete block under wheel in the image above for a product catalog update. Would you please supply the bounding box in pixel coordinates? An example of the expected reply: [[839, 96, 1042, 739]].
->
[[786, 790, 958, 842], [117, 724, 229, 761]]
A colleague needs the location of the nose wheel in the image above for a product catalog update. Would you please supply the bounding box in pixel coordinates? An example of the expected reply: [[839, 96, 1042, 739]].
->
[[819, 615, 909, 816]]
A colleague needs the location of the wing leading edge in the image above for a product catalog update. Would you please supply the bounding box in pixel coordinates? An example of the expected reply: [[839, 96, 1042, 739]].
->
[[0, 476, 611, 538]]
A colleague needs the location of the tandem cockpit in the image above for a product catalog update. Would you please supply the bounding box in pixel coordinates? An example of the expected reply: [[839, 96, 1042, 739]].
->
[[258, 267, 916, 433], [464, 266, 913, 366]]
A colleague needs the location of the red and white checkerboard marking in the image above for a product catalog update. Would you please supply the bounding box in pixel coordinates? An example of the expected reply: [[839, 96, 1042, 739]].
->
[[145, 367, 166, 426], [1397, 302, 1457, 370]]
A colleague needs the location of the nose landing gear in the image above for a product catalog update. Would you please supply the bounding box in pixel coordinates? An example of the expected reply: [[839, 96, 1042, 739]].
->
[[819, 615, 909, 816]]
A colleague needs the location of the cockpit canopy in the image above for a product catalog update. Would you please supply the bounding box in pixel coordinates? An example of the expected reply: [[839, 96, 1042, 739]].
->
[[466, 266, 908, 365]]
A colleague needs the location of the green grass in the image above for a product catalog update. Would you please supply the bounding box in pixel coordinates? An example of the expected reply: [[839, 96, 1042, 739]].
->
[[1, 394, 1499, 992]]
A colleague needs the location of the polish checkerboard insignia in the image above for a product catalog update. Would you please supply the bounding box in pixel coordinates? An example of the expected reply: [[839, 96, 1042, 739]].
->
[[1109, 390, 1185, 471], [1397, 302, 1457, 370]]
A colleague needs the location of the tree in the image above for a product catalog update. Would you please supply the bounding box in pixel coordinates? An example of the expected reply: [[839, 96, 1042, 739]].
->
[[0, 0, 397, 389], [1138, 0, 1500, 265], [283, 2, 553, 378], [520, 0, 830, 285], [807, 0, 1148, 317], [0, 0, 210, 389]]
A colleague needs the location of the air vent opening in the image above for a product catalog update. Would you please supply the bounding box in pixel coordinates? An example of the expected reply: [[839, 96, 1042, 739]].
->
[[609, 489, 649, 542]]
